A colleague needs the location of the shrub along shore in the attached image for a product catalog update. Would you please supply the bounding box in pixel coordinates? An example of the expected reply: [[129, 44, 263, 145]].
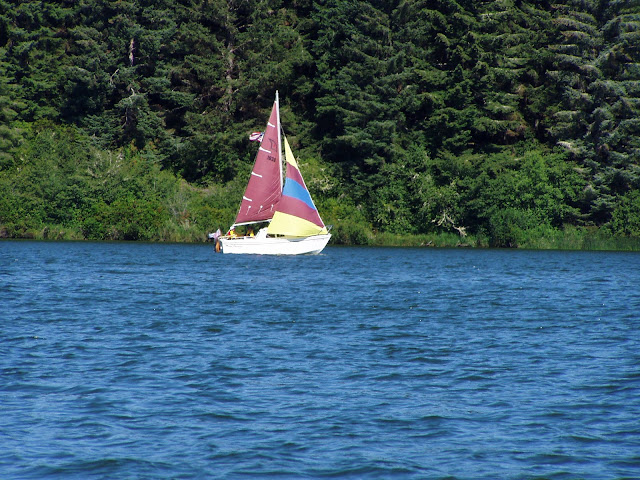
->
[[4, 225, 640, 252], [1, 126, 639, 251]]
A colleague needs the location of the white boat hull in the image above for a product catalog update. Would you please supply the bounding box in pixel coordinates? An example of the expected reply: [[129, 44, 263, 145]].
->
[[220, 234, 331, 255]]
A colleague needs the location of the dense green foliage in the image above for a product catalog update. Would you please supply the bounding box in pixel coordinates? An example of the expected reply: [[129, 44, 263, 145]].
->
[[1, 0, 639, 247]]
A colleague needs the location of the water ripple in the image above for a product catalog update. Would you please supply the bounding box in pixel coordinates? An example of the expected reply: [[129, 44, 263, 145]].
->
[[1, 242, 639, 479]]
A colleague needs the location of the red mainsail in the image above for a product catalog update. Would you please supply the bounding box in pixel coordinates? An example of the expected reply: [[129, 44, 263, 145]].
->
[[233, 99, 282, 225]]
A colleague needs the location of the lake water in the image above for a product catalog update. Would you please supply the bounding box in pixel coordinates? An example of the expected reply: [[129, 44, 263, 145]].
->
[[1, 240, 639, 479]]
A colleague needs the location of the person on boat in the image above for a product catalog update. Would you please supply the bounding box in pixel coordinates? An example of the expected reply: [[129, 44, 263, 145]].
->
[[248, 228, 254, 237], [227, 228, 237, 237]]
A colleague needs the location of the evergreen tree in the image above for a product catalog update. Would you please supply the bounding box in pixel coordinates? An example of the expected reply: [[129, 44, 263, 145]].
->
[[589, 0, 640, 213], [0, 50, 24, 168], [475, 1, 555, 144], [0, 0, 74, 121], [547, 0, 640, 225], [547, 0, 601, 154], [173, 0, 314, 182], [311, 0, 409, 229]]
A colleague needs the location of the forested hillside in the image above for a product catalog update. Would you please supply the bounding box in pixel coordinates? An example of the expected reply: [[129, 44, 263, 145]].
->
[[1, 0, 639, 246]]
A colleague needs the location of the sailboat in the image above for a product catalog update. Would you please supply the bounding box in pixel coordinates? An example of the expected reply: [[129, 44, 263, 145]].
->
[[218, 92, 331, 255]]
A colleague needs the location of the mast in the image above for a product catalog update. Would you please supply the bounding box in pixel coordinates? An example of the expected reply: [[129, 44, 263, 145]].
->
[[275, 90, 283, 192]]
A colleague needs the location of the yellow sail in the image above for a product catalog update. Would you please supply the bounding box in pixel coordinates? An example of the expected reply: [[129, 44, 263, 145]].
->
[[269, 212, 328, 237]]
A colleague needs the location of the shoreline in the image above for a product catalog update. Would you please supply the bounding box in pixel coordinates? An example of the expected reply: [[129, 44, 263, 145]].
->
[[3, 225, 640, 252]]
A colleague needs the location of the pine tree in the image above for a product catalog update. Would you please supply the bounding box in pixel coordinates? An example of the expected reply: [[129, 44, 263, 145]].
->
[[547, 0, 640, 225], [311, 0, 406, 229], [475, 1, 555, 144], [0, 58, 24, 168], [547, 0, 602, 156], [171, 0, 315, 182], [0, 0, 74, 121], [590, 0, 640, 195]]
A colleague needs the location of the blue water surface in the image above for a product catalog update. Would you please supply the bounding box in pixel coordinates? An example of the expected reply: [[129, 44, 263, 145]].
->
[[1, 241, 639, 479]]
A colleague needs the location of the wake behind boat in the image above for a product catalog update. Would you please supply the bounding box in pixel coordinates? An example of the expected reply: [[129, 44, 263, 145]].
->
[[218, 92, 331, 255]]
